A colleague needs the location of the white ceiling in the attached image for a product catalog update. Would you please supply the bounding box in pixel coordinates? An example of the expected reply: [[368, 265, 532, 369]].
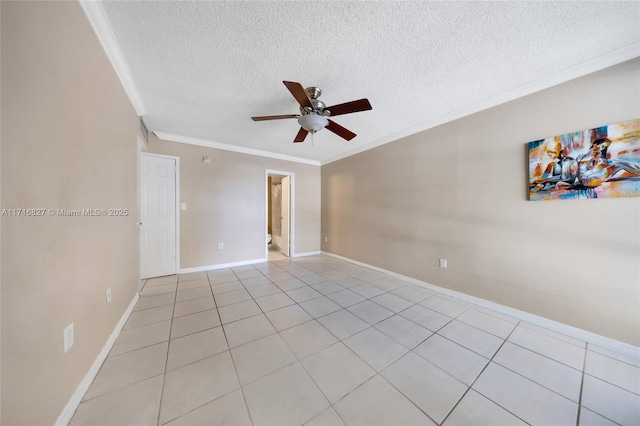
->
[[95, 1, 640, 164]]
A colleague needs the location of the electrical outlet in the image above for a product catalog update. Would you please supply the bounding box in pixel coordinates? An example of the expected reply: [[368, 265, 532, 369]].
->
[[106, 287, 112, 304], [324, 236, 328, 242], [218, 242, 224, 250], [439, 258, 447, 269], [64, 323, 74, 353], [181, 203, 187, 211]]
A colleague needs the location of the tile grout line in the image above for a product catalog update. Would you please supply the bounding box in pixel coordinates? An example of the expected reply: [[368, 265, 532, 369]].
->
[[154, 276, 179, 426], [438, 319, 530, 426], [575, 345, 588, 426]]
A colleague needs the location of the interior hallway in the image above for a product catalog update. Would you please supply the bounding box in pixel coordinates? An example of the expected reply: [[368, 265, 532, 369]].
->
[[70, 255, 639, 425]]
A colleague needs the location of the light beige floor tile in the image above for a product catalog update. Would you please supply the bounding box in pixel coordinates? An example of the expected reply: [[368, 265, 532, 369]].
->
[[178, 271, 207, 282], [343, 327, 408, 371], [299, 273, 328, 285], [280, 320, 338, 359], [443, 389, 527, 426], [301, 342, 375, 403], [246, 283, 282, 298], [265, 304, 313, 331], [319, 269, 348, 279], [508, 325, 585, 370], [326, 289, 366, 308], [126, 304, 173, 328], [231, 333, 297, 385], [240, 275, 269, 287], [133, 292, 176, 311], [581, 374, 640, 426], [350, 283, 386, 299], [331, 275, 365, 288], [382, 352, 467, 423], [276, 278, 308, 291], [146, 275, 178, 286], [370, 292, 414, 313], [209, 274, 239, 285], [420, 294, 472, 318], [214, 288, 252, 307], [347, 300, 394, 325], [71, 375, 163, 426], [207, 267, 232, 276], [171, 309, 220, 339], [585, 350, 640, 394], [243, 362, 329, 426], [456, 307, 517, 338], [223, 314, 276, 348], [414, 334, 489, 386], [399, 304, 451, 331], [218, 299, 262, 324], [304, 407, 345, 426], [164, 389, 251, 426], [392, 286, 434, 303], [334, 375, 436, 426], [175, 286, 212, 303], [111, 319, 171, 356], [374, 314, 432, 349], [255, 292, 295, 312], [265, 271, 295, 282], [210, 280, 243, 294], [167, 327, 228, 371], [286, 286, 323, 303], [317, 309, 369, 340], [173, 296, 215, 318], [473, 363, 578, 425], [299, 296, 342, 318], [289, 268, 316, 278], [438, 320, 503, 358], [494, 342, 582, 401], [83, 342, 168, 400], [310, 281, 345, 295], [232, 265, 257, 273], [578, 407, 618, 426], [159, 351, 239, 424], [369, 277, 406, 292], [177, 278, 209, 292], [140, 282, 177, 297]]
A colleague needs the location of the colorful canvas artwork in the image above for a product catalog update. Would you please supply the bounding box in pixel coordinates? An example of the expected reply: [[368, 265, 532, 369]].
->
[[528, 119, 640, 201]]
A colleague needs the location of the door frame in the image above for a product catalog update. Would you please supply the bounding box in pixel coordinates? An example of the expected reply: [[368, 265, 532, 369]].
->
[[265, 169, 295, 260], [139, 152, 181, 278]]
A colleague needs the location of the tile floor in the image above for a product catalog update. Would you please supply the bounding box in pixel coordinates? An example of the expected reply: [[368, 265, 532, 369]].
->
[[70, 255, 640, 425]]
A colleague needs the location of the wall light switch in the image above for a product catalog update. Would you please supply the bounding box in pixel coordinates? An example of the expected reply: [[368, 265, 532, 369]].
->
[[106, 287, 112, 304], [181, 203, 187, 211], [218, 242, 224, 250], [324, 236, 328, 242], [439, 259, 447, 269]]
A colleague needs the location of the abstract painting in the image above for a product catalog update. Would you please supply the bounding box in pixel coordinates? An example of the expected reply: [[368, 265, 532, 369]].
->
[[528, 118, 640, 201]]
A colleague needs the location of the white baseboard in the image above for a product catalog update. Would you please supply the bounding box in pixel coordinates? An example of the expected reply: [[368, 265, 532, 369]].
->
[[321, 251, 640, 359], [179, 257, 267, 273], [55, 292, 139, 426], [293, 250, 322, 258]]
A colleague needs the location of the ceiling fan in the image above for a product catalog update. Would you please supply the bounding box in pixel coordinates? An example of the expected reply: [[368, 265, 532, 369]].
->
[[251, 81, 372, 143]]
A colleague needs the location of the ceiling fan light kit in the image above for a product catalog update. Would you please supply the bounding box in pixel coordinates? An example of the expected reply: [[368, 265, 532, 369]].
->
[[251, 81, 372, 143]]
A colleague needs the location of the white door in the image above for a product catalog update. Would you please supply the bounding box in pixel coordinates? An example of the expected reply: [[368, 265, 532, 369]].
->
[[281, 176, 291, 257], [140, 153, 177, 278]]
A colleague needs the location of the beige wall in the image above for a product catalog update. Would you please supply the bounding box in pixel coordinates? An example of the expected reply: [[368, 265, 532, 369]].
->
[[322, 59, 640, 345], [147, 135, 321, 268], [1, 2, 139, 424]]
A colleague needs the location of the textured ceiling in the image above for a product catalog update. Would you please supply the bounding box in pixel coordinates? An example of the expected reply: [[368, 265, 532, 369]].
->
[[98, 1, 640, 163]]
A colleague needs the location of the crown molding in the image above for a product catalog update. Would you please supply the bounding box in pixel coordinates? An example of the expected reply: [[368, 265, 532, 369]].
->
[[78, 0, 146, 116], [154, 132, 322, 166], [322, 42, 640, 165]]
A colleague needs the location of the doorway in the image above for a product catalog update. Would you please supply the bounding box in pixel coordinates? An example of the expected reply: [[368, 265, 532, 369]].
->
[[139, 152, 180, 278], [266, 170, 294, 261]]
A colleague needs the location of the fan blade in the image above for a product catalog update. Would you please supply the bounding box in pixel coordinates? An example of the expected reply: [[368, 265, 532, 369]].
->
[[325, 98, 372, 117], [294, 127, 308, 143], [326, 119, 356, 141], [252, 114, 299, 121], [283, 81, 312, 109]]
